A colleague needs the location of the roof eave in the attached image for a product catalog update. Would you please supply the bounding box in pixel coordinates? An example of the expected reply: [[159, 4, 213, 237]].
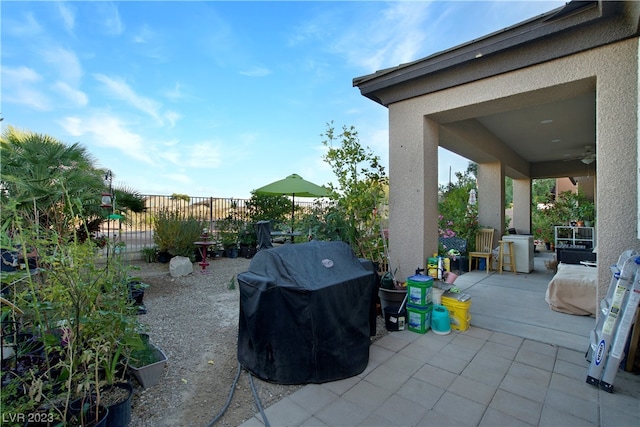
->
[[353, 1, 639, 107]]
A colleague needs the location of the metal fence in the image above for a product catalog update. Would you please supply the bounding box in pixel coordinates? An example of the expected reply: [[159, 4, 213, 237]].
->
[[100, 195, 327, 260]]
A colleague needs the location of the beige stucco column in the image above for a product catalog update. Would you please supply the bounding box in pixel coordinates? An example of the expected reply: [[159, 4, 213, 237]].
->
[[512, 178, 532, 234], [594, 39, 639, 303], [388, 106, 439, 280], [477, 162, 505, 243]]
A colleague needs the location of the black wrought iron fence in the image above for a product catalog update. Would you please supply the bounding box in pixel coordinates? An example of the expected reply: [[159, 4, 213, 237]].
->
[[101, 195, 328, 260]]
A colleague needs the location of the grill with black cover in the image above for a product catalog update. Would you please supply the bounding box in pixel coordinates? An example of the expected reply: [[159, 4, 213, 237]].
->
[[237, 241, 375, 384]]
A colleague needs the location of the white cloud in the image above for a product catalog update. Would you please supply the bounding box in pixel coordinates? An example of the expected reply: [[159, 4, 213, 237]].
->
[[164, 83, 184, 100], [239, 67, 271, 77], [131, 24, 167, 60], [59, 114, 152, 164], [163, 139, 180, 147], [61, 116, 82, 136], [56, 2, 76, 33], [164, 111, 181, 128], [338, 2, 433, 71], [288, 18, 327, 47], [287, 2, 433, 72], [98, 2, 124, 36], [132, 24, 154, 44], [4, 12, 42, 37], [3, 66, 41, 84], [52, 81, 88, 107], [186, 142, 223, 168], [41, 46, 83, 85], [1, 66, 50, 110], [166, 173, 192, 185], [157, 148, 181, 165], [154, 140, 223, 170], [94, 74, 164, 124]]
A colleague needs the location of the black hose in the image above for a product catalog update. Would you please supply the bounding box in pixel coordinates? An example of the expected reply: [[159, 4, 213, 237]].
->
[[205, 362, 241, 427], [205, 362, 270, 427], [248, 369, 270, 427]]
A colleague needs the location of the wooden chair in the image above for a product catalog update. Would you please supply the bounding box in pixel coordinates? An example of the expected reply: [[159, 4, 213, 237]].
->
[[468, 229, 495, 274]]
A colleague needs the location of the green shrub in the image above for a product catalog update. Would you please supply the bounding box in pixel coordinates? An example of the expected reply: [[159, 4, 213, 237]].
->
[[153, 208, 205, 258]]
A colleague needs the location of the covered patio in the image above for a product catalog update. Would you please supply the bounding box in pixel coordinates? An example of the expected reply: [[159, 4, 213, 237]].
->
[[457, 251, 593, 353], [352, 0, 639, 309]]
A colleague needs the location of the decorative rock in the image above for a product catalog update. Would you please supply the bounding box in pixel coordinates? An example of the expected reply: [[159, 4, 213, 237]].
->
[[169, 256, 193, 277]]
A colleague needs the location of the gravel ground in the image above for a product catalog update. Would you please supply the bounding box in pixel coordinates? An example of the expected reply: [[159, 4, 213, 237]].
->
[[127, 256, 387, 427]]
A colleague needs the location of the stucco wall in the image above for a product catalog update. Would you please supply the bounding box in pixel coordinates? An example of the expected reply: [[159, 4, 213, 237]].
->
[[386, 38, 639, 296]]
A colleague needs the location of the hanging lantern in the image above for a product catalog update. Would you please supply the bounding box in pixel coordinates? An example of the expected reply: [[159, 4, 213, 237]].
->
[[101, 193, 113, 208]]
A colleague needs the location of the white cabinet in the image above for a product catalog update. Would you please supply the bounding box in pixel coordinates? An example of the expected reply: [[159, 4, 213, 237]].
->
[[554, 226, 595, 250], [501, 235, 534, 273]]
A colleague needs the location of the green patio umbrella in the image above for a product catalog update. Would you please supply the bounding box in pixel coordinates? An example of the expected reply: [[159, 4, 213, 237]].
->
[[254, 173, 330, 232]]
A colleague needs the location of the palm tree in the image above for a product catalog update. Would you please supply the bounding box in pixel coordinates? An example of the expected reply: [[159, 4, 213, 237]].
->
[[0, 126, 144, 239]]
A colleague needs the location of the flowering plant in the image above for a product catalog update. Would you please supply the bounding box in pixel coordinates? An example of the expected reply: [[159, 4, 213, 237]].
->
[[438, 215, 456, 238]]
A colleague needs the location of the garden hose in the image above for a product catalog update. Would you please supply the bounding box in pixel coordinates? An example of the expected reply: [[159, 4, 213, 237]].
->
[[248, 367, 271, 427], [205, 362, 270, 427]]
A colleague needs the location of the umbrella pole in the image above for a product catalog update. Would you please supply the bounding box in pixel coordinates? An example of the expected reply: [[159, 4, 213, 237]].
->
[[290, 194, 295, 243]]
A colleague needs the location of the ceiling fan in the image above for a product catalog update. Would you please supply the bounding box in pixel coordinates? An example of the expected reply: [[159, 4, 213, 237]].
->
[[563, 145, 596, 164]]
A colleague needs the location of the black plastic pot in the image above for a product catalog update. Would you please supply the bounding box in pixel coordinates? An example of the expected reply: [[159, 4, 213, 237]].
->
[[69, 398, 108, 427], [128, 282, 145, 306], [157, 251, 172, 263], [225, 247, 238, 258], [103, 382, 133, 427]]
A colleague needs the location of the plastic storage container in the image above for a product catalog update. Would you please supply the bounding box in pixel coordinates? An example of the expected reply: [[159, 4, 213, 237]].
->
[[440, 292, 472, 331], [406, 303, 432, 334], [383, 305, 406, 331], [406, 275, 433, 306]]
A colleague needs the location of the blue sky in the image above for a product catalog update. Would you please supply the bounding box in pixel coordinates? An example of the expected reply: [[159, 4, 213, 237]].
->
[[2, 1, 564, 198]]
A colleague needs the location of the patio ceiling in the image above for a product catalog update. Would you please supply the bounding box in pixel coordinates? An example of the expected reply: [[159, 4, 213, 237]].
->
[[434, 80, 597, 180]]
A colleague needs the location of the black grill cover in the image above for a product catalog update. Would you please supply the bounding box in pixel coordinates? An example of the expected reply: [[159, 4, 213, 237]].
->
[[237, 241, 374, 384]]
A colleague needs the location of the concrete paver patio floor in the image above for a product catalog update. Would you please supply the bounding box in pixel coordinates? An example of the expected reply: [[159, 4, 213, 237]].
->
[[240, 252, 640, 426]]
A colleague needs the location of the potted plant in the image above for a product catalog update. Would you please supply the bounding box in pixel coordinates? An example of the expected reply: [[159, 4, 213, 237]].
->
[[127, 335, 168, 389], [101, 381, 133, 427], [128, 280, 148, 314], [578, 199, 595, 227], [237, 223, 258, 258], [96, 339, 138, 427], [1, 197, 148, 426], [140, 245, 158, 263], [217, 217, 242, 258]]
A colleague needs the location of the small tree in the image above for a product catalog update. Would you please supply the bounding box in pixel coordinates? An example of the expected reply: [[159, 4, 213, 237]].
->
[[321, 122, 388, 266], [245, 193, 291, 230]]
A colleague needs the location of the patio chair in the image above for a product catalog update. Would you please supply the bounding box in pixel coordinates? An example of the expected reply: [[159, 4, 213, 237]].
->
[[468, 228, 495, 274]]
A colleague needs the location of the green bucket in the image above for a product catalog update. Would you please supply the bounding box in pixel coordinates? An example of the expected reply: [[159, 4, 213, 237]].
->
[[407, 303, 432, 334], [406, 275, 433, 306]]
